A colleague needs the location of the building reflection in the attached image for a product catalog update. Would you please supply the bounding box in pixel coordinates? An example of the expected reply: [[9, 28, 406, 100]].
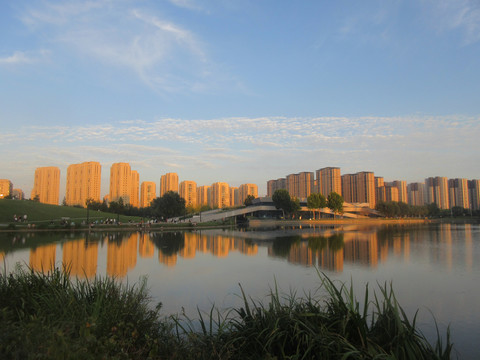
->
[[30, 244, 56, 271], [62, 238, 98, 278], [14, 223, 475, 278], [107, 233, 137, 277], [139, 233, 154, 258]]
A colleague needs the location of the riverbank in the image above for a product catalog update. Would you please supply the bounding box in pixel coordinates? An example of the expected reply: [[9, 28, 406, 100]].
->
[[0, 267, 452, 360], [248, 218, 433, 227]]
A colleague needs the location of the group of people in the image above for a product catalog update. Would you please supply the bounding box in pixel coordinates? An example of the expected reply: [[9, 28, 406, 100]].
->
[[13, 214, 27, 222]]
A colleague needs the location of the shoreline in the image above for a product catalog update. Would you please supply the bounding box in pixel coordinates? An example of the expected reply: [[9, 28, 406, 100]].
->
[[1, 216, 478, 233]]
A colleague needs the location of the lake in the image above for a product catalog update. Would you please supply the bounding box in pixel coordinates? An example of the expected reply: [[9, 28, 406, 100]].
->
[[1, 222, 479, 359]]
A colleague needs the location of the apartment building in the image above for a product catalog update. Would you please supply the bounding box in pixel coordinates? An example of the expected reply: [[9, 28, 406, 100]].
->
[[160, 172, 179, 196], [315, 167, 342, 197], [31, 166, 60, 205], [425, 177, 449, 209], [65, 161, 101, 207], [140, 181, 156, 208], [179, 180, 197, 207]]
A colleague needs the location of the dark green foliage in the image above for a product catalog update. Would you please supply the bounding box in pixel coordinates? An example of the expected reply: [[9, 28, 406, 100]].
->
[[307, 193, 327, 219], [0, 268, 167, 359], [150, 191, 186, 219]]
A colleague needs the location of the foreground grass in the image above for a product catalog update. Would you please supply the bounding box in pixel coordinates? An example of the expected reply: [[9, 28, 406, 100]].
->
[[0, 268, 452, 360]]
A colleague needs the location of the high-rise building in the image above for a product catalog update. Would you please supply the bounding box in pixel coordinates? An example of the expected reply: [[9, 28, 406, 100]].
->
[[130, 170, 139, 207], [160, 172, 179, 196], [239, 183, 258, 205], [386, 180, 407, 203], [179, 180, 197, 207], [197, 185, 210, 207], [109, 163, 138, 205], [229, 187, 239, 206], [286, 172, 314, 199], [341, 172, 375, 208], [374, 177, 385, 203], [65, 161, 101, 207], [267, 178, 286, 197], [31, 166, 60, 205], [315, 167, 341, 197], [140, 181, 156, 208], [385, 185, 399, 202], [407, 183, 425, 206], [425, 177, 449, 209], [468, 180, 480, 211], [0, 179, 13, 199], [210, 182, 230, 209], [448, 178, 469, 209]]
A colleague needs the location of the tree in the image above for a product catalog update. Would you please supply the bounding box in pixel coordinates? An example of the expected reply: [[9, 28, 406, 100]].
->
[[150, 191, 186, 220], [272, 189, 291, 218], [244, 194, 255, 206], [327, 192, 344, 219], [307, 193, 326, 219]]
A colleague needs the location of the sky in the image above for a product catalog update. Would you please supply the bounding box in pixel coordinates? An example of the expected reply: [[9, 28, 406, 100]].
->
[[1, 0, 480, 200]]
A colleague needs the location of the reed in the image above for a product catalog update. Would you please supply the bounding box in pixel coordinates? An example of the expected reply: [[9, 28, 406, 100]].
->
[[0, 267, 453, 359]]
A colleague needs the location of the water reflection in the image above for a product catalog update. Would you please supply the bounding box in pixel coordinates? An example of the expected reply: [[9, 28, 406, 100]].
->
[[0, 224, 476, 279]]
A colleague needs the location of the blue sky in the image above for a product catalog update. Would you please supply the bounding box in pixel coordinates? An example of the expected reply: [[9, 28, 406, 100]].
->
[[1, 0, 480, 200]]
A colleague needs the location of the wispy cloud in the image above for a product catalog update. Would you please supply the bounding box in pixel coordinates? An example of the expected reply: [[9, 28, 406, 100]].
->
[[17, 0, 212, 92], [423, 0, 480, 45], [0, 50, 49, 65]]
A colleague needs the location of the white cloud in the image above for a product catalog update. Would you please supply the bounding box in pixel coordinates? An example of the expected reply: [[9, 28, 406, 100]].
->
[[424, 0, 480, 45], [0, 50, 49, 65], [18, 0, 211, 93]]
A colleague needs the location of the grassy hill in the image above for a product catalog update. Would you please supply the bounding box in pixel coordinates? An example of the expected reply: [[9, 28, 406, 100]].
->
[[0, 199, 140, 224]]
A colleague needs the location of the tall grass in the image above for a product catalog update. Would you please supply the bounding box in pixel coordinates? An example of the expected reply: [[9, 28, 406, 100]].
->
[[0, 267, 453, 359]]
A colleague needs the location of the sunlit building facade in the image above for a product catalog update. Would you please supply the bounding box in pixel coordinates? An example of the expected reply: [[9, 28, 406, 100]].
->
[[140, 181, 156, 208], [210, 182, 230, 208], [109, 163, 138, 205], [286, 172, 314, 199], [130, 170, 139, 208], [179, 180, 197, 207], [31, 166, 60, 205], [229, 186, 239, 206], [315, 167, 342, 197], [386, 180, 407, 203], [407, 182, 425, 206], [0, 179, 13, 199], [197, 185, 210, 207], [341, 171, 376, 208], [374, 176, 385, 203], [425, 177, 449, 209], [65, 161, 101, 207], [448, 178, 469, 209], [160, 172, 179, 196], [239, 183, 258, 204]]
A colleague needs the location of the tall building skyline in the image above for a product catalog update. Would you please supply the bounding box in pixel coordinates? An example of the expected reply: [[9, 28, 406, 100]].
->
[[65, 161, 101, 207], [31, 166, 60, 205]]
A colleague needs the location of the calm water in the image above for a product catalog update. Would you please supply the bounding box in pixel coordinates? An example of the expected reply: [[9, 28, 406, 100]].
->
[[1, 223, 479, 359]]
